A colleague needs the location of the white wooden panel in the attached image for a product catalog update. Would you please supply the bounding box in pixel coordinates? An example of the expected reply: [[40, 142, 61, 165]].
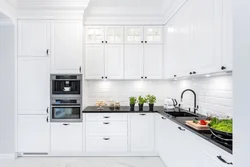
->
[[86, 113, 128, 122]]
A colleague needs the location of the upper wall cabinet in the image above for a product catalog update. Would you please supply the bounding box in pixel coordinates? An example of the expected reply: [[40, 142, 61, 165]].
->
[[164, 0, 227, 79], [86, 26, 124, 44], [144, 26, 163, 44], [85, 26, 104, 44], [51, 20, 83, 74], [18, 20, 50, 57], [125, 26, 144, 44], [105, 26, 124, 44]]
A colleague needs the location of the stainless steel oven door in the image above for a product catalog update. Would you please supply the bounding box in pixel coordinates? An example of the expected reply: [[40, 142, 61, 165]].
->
[[51, 105, 82, 122]]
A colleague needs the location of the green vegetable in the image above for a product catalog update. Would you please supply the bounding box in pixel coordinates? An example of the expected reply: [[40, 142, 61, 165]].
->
[[129, 96, 137, 105], [193, 120, 198, 124], [208, 117, 233, 133], [138, 96, 147, 105], [146, 94, 156, 104]]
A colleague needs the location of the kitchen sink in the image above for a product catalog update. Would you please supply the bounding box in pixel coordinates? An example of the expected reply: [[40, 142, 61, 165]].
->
[[165, 111, 198, 117]]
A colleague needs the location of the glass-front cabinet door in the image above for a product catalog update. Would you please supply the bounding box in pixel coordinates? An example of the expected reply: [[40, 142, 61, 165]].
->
[[105, 26, 124, 44], [125, 26, 144, 44], [144, 26, 163, 44], [85, 26, 104, 44]]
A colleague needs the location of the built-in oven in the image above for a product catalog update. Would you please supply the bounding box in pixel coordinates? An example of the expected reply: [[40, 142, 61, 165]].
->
[[51, 98, 82, 122], [51, 74, 82, 98]]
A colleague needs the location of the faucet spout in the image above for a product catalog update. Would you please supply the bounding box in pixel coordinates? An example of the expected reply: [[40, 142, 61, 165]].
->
[[180, 89, 197, 114]]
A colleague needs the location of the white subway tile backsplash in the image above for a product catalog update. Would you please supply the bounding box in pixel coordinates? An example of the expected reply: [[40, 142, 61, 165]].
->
[[85, 75, 233, 117]]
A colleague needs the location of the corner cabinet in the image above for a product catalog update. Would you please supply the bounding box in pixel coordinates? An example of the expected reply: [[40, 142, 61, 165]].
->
[[130, 113, 155, 152], [51, 20, 83, 74]]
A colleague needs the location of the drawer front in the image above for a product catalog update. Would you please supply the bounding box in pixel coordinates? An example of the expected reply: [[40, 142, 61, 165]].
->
[[86, 113, 128, 121], [51, 123, 83, 152], [86, 136, 128, 152], [86, 121, 127, 136]]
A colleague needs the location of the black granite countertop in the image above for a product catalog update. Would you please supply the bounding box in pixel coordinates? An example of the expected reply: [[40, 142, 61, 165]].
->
[[83, 106, 232, 154]]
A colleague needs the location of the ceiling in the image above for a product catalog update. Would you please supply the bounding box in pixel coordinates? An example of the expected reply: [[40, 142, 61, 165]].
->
[[0, 12, 12, 25]]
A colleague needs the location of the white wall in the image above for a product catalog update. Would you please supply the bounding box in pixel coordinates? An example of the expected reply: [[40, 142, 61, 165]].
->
[[85, 74, 233, 117], [233, 0, 250, 165], [0, 25, 15, 155]]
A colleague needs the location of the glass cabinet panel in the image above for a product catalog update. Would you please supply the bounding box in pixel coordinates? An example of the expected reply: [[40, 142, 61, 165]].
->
[[105, 26, 124, 43], [125, 26, 144, 44], [144, 26, 163, 43], [86, 26, 104, 44]]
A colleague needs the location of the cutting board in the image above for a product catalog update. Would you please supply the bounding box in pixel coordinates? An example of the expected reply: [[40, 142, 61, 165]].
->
[[185, 120, 210, 131]]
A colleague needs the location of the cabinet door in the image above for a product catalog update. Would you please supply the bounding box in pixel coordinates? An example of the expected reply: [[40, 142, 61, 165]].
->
[[143, 45, 163, 79], [18, 20, 50, 57], [51, 123, 83, 153], [85, 45, 105, 79], [124, 45, 144, 79], [105, 45, 124, 79], [18, 58, 50, 115], [105, 26, 124, 44], [18, 115, 50, 153], [144, 26, 163, 44], [125, 26, 144, 44], [51, 21, 83, 74], [85, 26, 105, 44], [130, 113, 155, 152]]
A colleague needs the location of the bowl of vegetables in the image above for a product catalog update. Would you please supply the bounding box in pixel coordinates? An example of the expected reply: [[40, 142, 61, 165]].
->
[[208, 117, 233, 140]]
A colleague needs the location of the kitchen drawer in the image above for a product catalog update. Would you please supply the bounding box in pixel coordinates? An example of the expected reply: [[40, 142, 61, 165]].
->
[[86, 121, 127, 136], [86, 113, 128, 122], [86, 136, 128, 152]]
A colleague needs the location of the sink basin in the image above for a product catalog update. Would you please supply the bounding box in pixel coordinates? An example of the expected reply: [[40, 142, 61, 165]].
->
[[166, 111, 198, 117]]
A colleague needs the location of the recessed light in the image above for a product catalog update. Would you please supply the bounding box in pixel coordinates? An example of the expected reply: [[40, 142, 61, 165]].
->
[[206, 74, 211, 77]]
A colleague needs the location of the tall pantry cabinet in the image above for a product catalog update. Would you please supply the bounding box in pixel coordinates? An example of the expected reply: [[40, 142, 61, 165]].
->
[[17, 20, 83, 153]]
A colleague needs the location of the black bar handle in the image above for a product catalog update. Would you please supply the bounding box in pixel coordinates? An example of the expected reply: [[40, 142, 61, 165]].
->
[[178, 127, 185, 131], [46, 116, 49, 123], [46, 49, 49, 56], [217, 156, 233, 165], [103, 116, 110, 119], [63, 124, 70, 126], [79, 66, 82, 73], [140, 114, 146, 116], [103, 138, 110, 140], [46, 107, 49, 113], [103, 122, 110, 124], [161, 117, 166, 120]]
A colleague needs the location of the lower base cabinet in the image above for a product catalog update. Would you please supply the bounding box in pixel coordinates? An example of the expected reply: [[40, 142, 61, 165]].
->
[[18, 115, 50, 153], [155, 114, 233, 167], [51, 123, 83, 153]]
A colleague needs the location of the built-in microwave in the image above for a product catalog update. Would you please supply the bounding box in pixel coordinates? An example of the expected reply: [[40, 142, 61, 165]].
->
[[51, 74, 82, 98], [51, 98, 82, 122]]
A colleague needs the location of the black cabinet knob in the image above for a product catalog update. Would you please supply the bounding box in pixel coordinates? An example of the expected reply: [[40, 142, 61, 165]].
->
[[221, 66, 226, 70], [141, 76, 143, 79], [145, 76, 147, 79], [141, 41, 143, 43], [105, 41, 108, 43], [174, 75, 177, 77], [193, 71, 196, 74], [190, 72, 193, 75], [145, 41, 147, 43], [102, 76, 104, 79], [102, 41, 104, 43], [105, 76, 107, 79]]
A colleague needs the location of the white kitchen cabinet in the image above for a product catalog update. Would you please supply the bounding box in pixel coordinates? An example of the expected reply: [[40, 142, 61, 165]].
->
[[51, 20, 83, 74], [143, 45, 163, 79], [18, 58, 50, 115], [125, 26, 144, 44], [85, 45, 105, 79], [144, 26, 163, 44], [105, 45, 124, 79], [85, 44, 124, 80], [124, 45, 144, 79], [105, 26, 124, 44], [85, 26, 105, 44], [18, 115, 50, 153], [164, 0, 226, 78], [51, 123, 83, 153], [130, 113, 155, 152], [18, 20, 50, 57]]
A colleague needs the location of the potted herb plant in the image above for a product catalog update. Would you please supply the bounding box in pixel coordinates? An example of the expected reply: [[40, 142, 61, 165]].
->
[[129, 96, 137, 111], [138, 96, 147, 111], [146, 94, 156, 111]]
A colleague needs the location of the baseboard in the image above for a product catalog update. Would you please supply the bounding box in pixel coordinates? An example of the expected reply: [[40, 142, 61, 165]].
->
[[0, 154, 16, 159]]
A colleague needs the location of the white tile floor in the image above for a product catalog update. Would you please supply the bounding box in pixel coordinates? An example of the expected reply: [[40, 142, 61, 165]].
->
[[0, 157, 166, 167]]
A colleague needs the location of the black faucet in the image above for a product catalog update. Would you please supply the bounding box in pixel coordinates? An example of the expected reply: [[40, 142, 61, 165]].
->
[[180, 89, 198, 114]]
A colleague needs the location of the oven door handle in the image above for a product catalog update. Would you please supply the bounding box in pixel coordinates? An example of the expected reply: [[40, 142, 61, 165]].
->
[[51, 105, 81, 108]]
